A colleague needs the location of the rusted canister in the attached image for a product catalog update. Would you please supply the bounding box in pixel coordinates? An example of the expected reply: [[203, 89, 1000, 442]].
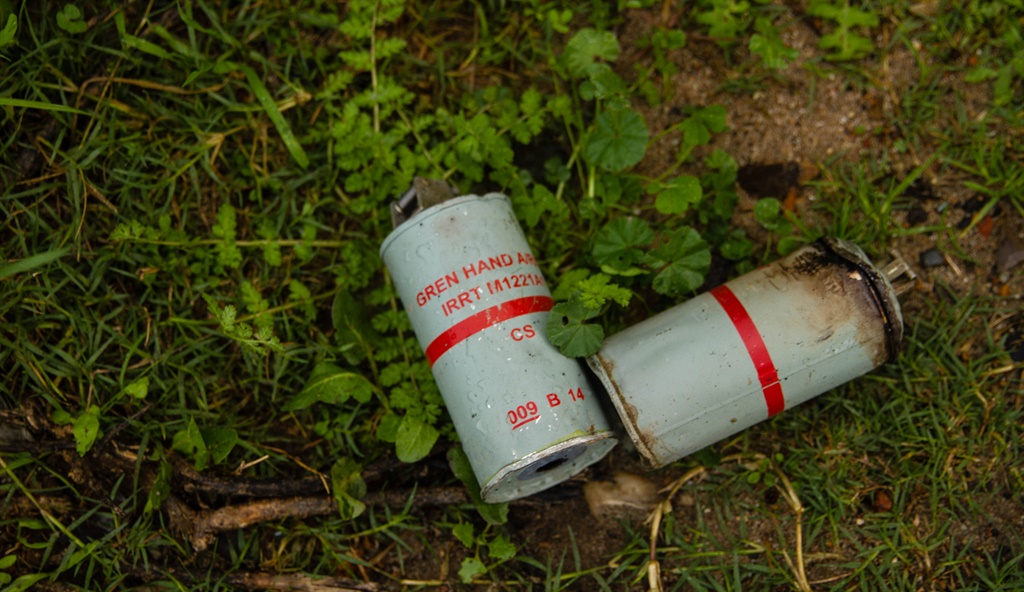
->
[[381, 188, 616, 502], [587, 238, 902, 467]]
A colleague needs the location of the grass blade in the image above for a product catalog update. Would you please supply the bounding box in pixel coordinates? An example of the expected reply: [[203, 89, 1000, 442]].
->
[[241, 65, 310, 169], [0, 97, 88, 115], [0, 248, 69, 280]]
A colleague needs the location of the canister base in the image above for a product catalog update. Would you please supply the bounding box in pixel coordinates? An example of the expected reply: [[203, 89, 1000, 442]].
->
[[481, 432, 617, 503]]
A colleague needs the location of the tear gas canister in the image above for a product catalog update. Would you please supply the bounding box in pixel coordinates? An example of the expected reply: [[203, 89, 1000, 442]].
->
[[587, 238, 903, 468], [380, 185, 616, 502]]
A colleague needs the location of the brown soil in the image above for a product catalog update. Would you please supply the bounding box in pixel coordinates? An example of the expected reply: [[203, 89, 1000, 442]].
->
[[619, 3, 1024, 304]]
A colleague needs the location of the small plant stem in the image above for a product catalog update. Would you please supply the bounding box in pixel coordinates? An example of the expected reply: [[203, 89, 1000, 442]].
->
[[395, 109, 444, 175], [234, 288, 339, 323], [370, 1, 380, 134], [650, 125, 679, 144], [772, 461, 810, 592], [554, 81, 590, 200], [79, 76, 228, 96], [556, 131, 584, 203], [654, 144, 695, 183], [647, 499, 666, 592], [168, 286, 340, 328], [647, 466, 708, 592]]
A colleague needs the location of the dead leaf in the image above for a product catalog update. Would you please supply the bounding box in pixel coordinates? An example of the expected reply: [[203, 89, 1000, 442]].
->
[[909, 1, 940, 17], [584, 473, 661, 521]]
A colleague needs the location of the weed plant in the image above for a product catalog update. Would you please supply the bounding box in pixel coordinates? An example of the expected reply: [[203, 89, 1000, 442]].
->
[[1, 0, 1021, 590]]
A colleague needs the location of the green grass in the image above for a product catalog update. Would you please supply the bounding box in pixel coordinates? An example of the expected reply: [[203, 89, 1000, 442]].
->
[[1, 0, 1022, 589]]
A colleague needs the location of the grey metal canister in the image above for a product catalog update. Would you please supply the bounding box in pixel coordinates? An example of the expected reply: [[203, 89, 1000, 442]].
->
[[380, 185, 616, 502], [587, 238, 903, 468]]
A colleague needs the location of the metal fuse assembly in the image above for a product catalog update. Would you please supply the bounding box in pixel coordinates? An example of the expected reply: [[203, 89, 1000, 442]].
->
[[587, 238, 903, 468], [380, 180, 616, 502]]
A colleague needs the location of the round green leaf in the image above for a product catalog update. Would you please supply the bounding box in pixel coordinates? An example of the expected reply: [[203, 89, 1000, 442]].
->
[[487, 535, 517, 561], [395, 415, 439, 463], [0, 553, 17, 570], [375, 412, 401, 443], [124, 376, 150, 399], [647, 227, 711, 297], [754, 197, 782, 229], [200, 427, 237, 465], [286, 363, 374, 411], [653, 255, 710, 296], [56, 5, 87, 34], [655, 175, 703, 214], [331, 457, 367, 521], [546, 301, 605, 358], [585, 107, 648, 172], [563, 28, 620, 78], [458, 557, 487, 584], [453, 523, 475, 548], [73, 409, 101, 456], [720, 229, 754, 261], [592, 217, 653, 271]]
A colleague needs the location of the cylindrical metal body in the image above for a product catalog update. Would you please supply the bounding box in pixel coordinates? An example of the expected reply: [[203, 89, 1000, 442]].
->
[[588, 238, 902, 468], [381, 193, 616, 502]]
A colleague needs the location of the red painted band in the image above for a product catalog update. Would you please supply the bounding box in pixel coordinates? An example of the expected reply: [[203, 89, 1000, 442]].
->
[[709, 285, 785, 417], [425, 296, 554, 366]]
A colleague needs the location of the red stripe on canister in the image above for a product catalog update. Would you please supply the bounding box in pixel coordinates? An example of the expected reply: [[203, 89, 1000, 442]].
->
[[425, 296, 554, 366], [709, 285, 785, 417]]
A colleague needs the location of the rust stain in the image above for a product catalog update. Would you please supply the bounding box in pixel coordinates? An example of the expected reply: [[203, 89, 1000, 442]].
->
[[594, 355, 660, 467]]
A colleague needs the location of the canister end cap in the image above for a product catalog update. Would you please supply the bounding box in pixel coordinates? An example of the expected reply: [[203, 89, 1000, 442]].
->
[[821, 238, 905, 362], [480, 432, 617, 503]]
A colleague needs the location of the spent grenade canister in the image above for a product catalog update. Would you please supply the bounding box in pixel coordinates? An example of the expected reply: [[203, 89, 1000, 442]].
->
[[588, 237, 905, 468], [379, 179, 616, 503]]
